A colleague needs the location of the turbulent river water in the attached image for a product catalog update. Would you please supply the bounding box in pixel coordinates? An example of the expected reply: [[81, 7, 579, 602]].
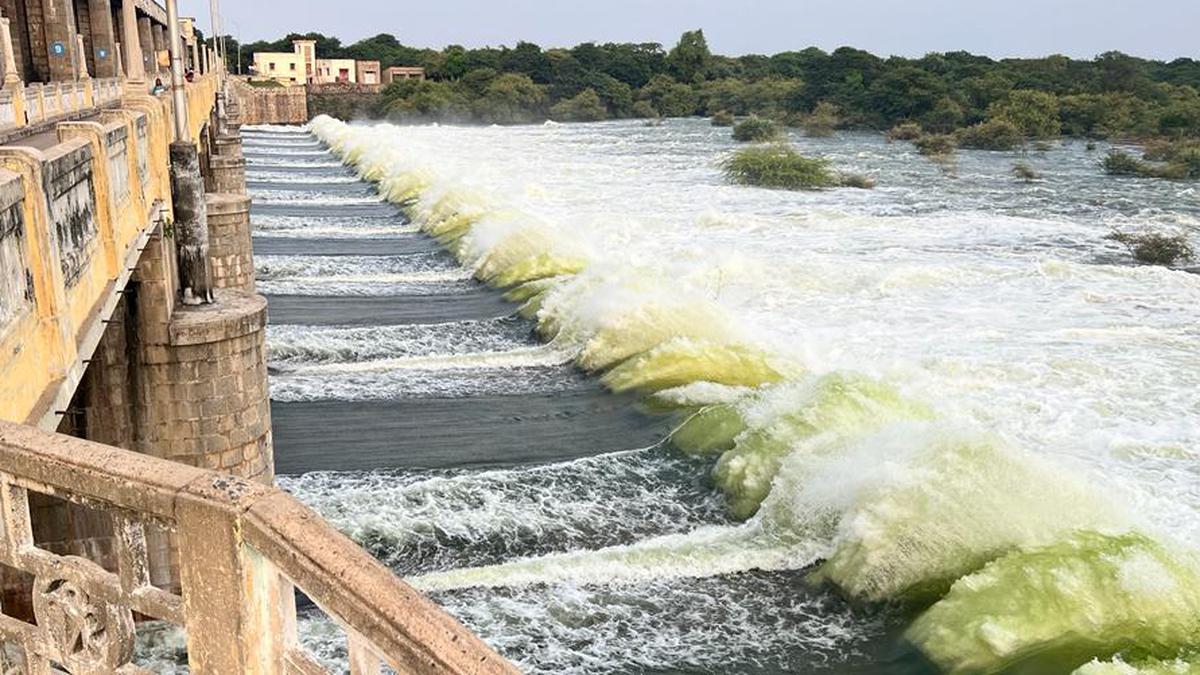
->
[[236, 118, 1199, 675]]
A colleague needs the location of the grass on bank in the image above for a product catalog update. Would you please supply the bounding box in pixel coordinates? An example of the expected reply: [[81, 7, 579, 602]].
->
[[1107, 230, 1195, 265], [722, 144, 874, 190], [732, 116, 783, 142]]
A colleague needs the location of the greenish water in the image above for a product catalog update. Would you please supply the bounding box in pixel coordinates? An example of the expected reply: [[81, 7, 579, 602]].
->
[[228, 119, 1200, 675]]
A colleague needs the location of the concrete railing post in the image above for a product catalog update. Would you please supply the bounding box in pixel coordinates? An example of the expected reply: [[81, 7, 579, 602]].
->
[[169, 141, 213, 304], [0, 17, 25, 126], [175, 487, 291, 673], [75, 34, 89, 79]]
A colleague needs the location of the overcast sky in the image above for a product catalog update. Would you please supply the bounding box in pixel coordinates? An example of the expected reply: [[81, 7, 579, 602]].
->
[[178, 0, 1199, 61]]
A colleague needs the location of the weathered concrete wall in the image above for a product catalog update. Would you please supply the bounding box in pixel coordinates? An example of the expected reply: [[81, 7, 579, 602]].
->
[[0, 171, 32, 329], [307, 81, 383, 121], [0, 74, 218, 426], [104, 122, 130, 205], [233, 80, 308, 125], [43, 139, 97, 289]]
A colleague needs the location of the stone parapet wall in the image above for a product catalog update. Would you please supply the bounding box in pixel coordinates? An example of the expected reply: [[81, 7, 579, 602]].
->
[[233, 80, 308, 125], [307, 81, 383, 95]]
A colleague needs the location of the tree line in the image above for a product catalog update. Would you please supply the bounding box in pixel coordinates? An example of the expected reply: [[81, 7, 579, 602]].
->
[[233, 30, 1200, 139]]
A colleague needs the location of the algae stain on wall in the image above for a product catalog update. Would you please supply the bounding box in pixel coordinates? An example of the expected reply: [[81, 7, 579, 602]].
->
[[0, 200, 32, 326]]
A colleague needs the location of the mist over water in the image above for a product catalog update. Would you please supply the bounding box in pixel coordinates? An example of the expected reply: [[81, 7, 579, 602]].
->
[[243, 118, 1199, 674]]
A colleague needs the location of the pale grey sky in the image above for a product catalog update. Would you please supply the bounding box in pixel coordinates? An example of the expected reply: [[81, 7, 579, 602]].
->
[[179, 0, 1199, 61]]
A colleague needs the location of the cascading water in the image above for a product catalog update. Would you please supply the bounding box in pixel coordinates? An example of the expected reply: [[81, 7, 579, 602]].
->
[[236, 117, 1199, 674]]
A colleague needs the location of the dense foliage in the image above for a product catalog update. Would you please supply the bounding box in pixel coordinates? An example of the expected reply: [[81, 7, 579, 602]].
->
[[731, 116, 782, 142], [1103, 141, 1200, 179], [239, 29, 1200, 140], [722, 145, 873, 190], [722, 145, 838, 189], [1107, 230, 1195, 265]]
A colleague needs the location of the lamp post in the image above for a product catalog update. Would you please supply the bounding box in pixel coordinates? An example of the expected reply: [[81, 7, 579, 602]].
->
[[208, 0, 226, 127], [166, 0, 188, 140]]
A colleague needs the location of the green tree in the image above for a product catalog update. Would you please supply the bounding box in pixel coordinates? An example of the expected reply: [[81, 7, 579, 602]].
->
[[989, 90, 1061, 138], [550, 88, 608, 122], [666, 30, 712, 83], [441, 45, 470, 79], [639, 74, 698, 117], [922, 96, 966, 133], [475, 73, 547, 124]]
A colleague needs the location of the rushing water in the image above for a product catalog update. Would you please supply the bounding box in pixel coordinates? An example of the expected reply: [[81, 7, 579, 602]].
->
[[239, 119, 1200, 675]]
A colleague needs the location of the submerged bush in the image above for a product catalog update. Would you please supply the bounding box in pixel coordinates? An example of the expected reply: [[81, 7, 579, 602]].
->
[[838, 172, 877, 189], [722, 144, 839, 189], [1105, 144, 1200, 180], [914, 134, 957, 157], [1107, 230, 1195, 265], [711, 109, 735, 126], [888, 122, 923, 141], [957, 119, 1023, 150], [802, 101, 839, 137], [732, 116, 783, 142], [1142, 139, 1176, 161], [1012, 162, 1040, 182], [1143, 140, 1200, 178], [1103, 150, 1146, 176]]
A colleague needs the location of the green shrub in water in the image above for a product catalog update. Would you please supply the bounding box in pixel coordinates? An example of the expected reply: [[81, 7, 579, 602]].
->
[[732, 115, 783, 142], [1103, 150, 1146, 176], [887, 122, 923, 141], [1106, 142, 1200, 180], [838, 172, 877, 189], [802, 101, 839, 137], [914, 133, 957, 157], [722, 144, 839, 189], [711, 110, 735, 126], [1107, 230, 1195, 266], [1144, 140, 1200, 178], [1012, 162, 1040, 182], [957, 118, 1023, 150]]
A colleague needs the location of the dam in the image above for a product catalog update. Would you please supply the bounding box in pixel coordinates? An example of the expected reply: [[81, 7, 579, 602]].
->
[[0, 0, 512, 672], [279, 115, 1200, 674]]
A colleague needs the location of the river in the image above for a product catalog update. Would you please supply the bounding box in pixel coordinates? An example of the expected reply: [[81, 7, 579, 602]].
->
[[240, 117, 1200, 674]]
